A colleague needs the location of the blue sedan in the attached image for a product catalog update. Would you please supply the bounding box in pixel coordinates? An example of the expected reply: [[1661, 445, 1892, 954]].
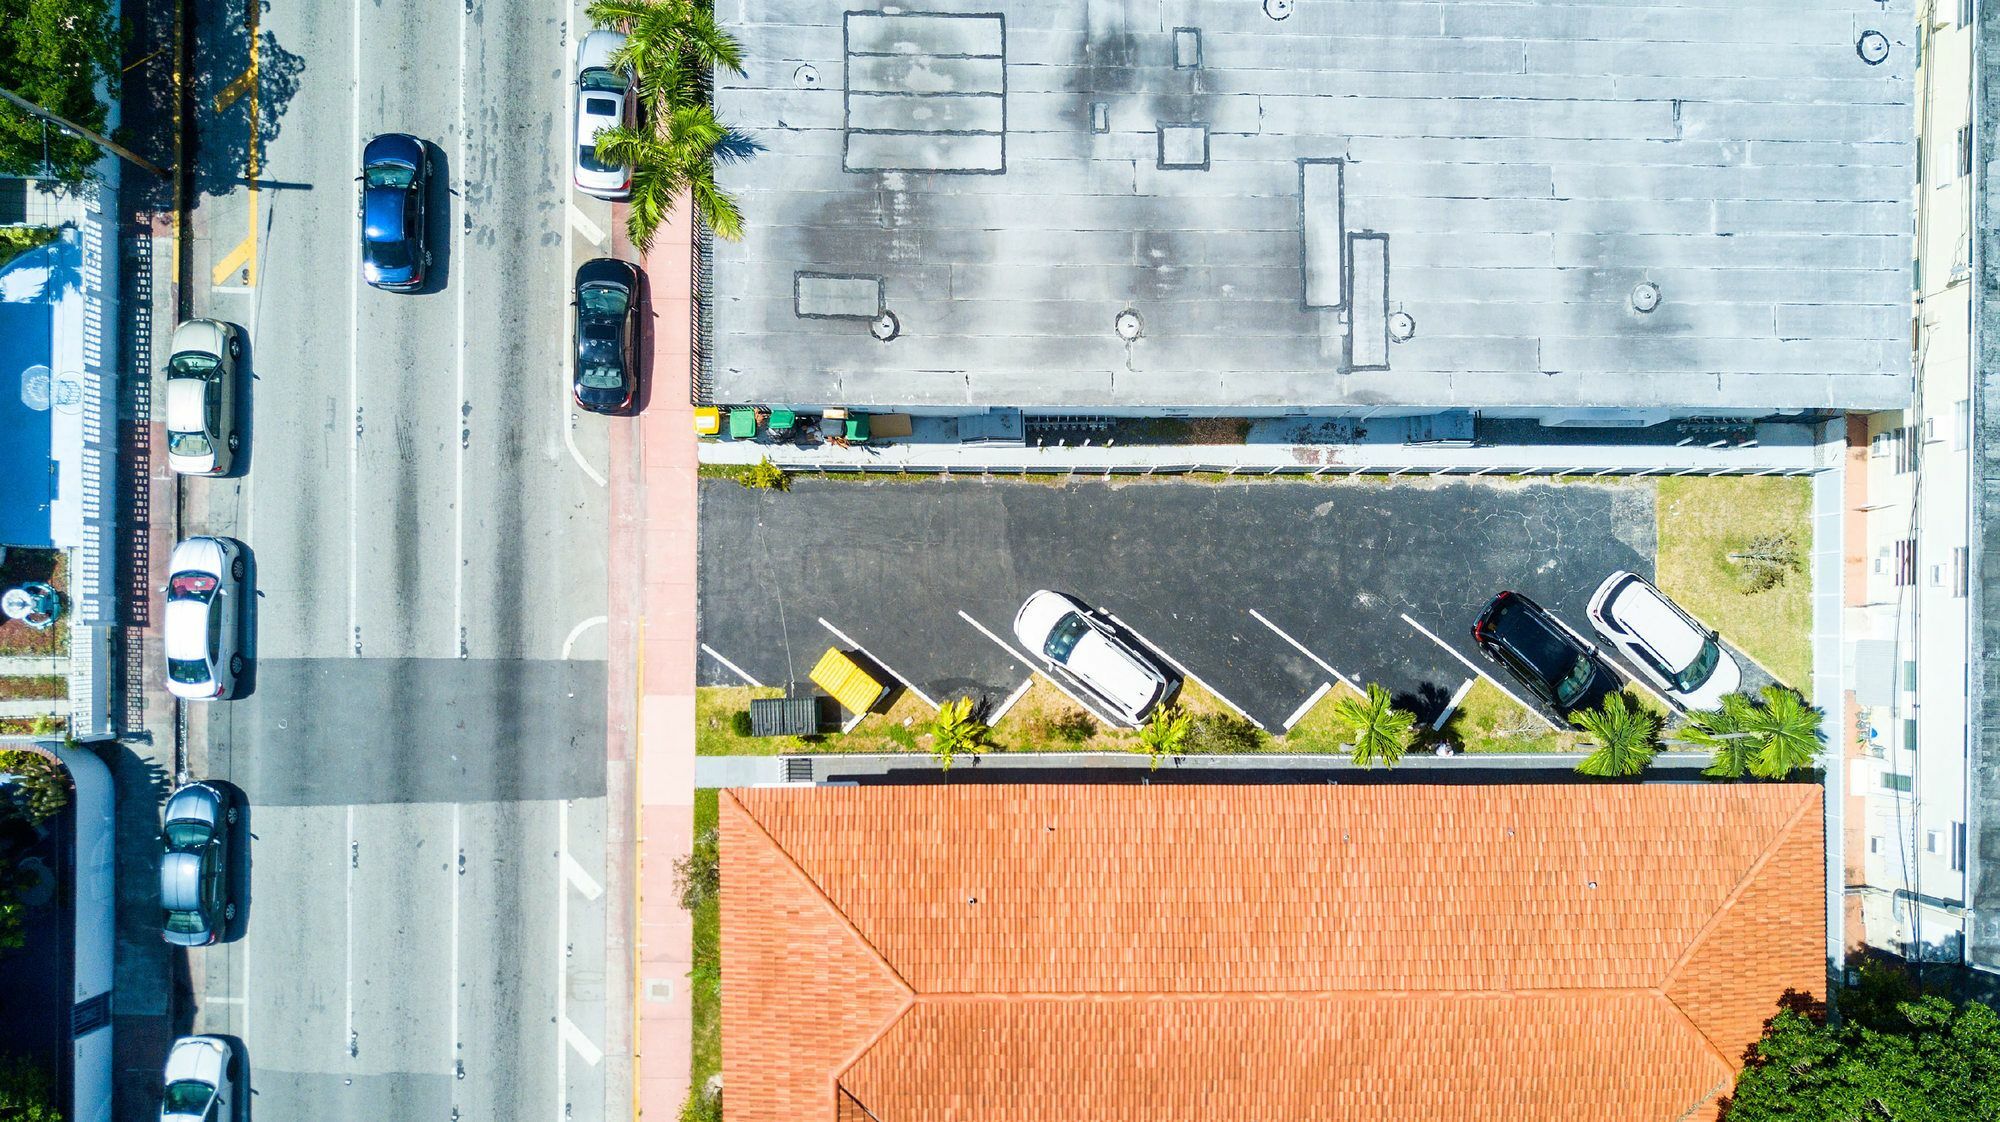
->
[[359, 133, 430, 292]]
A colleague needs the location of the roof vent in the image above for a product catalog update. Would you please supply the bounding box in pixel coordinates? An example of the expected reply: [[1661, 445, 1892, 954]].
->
[[1388, 311, 1416, 342], [1115, 308, 1143, 341], [793, 63, 821, 88], [1857, 30, 1890, 65], [870, 311, 900, 341], [1630, 281, 1661, 313], [1263, 0, 1294, 20]]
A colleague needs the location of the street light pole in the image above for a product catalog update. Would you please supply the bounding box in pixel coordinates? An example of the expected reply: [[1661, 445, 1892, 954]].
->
[[0, 86, 169, 179]]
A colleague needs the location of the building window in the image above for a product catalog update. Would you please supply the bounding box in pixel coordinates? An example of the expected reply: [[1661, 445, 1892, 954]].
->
[[1960, 125, 1974, 179], [1883, 771, 1913, 793], [1871, 835, 1884, 854], [1927, 830, 1941, 853], [1896, 538, 1917, 586], [1954, 823, 1969, 871], [1918, 138, 1925, 185], [1955, 399, 1972, 450], [1903, 717, 1918, 749], [1956, 546, 1970, 598], [1963, 0, 1975, 27], [1904, 660, 1918, 691], [1898, 427, 1918, 472]]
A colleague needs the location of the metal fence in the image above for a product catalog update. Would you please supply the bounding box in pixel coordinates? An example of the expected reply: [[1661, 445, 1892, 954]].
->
[[690, 211, 713, 407]]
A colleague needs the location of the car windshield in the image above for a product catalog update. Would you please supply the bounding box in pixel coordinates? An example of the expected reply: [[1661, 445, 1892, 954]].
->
[[162, 1079, 213, 1111], [578, 282, 628, 316], [577, 144, 622, 174], [365, 163, 416, 188], [1553, 653, 1597, 707], [1674, 636, 1722, 693], [170, 352, 218, 376], [163, 908, 207, 934], [164, 820, 211, 849], [169, 430, 213, 458], [170, 573, 218, 601], [168, 658, 210, 685], [366, 236, 412, 270], [1043, 612, 1090, 663], [580, 67, 626, 93]]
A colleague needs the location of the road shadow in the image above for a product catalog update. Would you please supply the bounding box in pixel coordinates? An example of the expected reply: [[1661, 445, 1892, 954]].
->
[[631, 263, 656, 415], [233, 541, 258, 700], [190, 5, 308, 200], [108, 739, 179, 1116], [225, 325, 254, 478], [201, 779, 252, 944], [210, 1032, 253, 1121]]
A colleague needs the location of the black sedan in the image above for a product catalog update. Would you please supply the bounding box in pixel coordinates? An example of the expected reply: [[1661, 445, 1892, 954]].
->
[[1470, 591, 1619, 719], [360, 132, 429, 292], [573, 257, 641, 413]]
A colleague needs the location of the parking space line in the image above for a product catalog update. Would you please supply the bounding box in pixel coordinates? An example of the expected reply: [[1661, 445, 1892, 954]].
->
[[1431, 677, 1477, 731], [987, 675, 1035, 724], [1102, 612, 1267, 731], [955, 610, 1127, 728], [209, 234, 256, 287], [1282, 681, 1332, 732], [698, 643, 763, 688], [568, 201, 607, 247], [1247, 609, 1359, 692], [818, 617, 939, 709], [1397, 612, 1560, 731]]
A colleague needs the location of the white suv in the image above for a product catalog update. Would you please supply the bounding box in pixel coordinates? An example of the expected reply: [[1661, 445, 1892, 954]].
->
[[1013, 590, 1175, 726], [1585, 571, 1742, 711]]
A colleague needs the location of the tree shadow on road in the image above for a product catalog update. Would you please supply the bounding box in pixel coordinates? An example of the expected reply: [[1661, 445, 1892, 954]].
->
[[190, 7, 308, 201]]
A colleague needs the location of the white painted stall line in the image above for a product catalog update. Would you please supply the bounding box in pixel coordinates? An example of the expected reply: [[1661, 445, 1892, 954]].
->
[[557, 800, 603, 1089], [817, 617, 939, 709], [1282, 681, 1333, 731], [561, 615, 608, 660], [698, 643, 764, 688], [987, 675, 1036, 724], [954, 610, 1126, 728], [343, 804, 355, 1057], [1398, 612, 1560, 731], [557, 20, 607, 492], [1103, 612, 1266, 731], [568, 201, 606, 247], [1431, 677, 1477, 731], [1248, 609, 1360, 692]]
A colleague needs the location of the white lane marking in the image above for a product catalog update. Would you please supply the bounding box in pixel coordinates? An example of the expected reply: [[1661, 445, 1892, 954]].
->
[[987, 675, 1035, 724], [1398, 612, 1560, 731], [562, 849, 604, 901], [562, 615, 609, 660], [1102, 612, 1266, 731], [568, 201, 606, 247], [1282, 681, 1332, 731], [556, 799, 568, 1113], [955, 609, 1126, 728], [1248, 609, 1360, 692], [562, 1017, 605, 1067], [449, 804, 461, 1082], [1431, 677, 1477, 731], [453, 0, 469, 660], [817, 617, 939, 709], [344, 803, 355, 1057], [347, 0, 362, 657], [699, 643, 763, 688], [558, 14, 607, 492]]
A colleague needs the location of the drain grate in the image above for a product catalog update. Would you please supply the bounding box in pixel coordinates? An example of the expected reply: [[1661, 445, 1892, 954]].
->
[[783, 756, 815, 784]]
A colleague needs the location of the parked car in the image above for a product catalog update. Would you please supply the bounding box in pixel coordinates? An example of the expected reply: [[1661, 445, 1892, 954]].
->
[[1586, 571, 1742, 710], [359, 132, 430, 292], [574, 30, 634, 200], [164, 320, 242, 476], [1012, 590, 1176, 725], [573, 257, 641, 412], [159, 782, 234, 947], [1470, 591, 1619, 718], [159, 1035, 236, 1121], [164, 536, 247, 701]]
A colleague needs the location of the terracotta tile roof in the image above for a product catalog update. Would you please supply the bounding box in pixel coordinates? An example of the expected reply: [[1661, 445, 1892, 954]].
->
[[720, 783, 1823, 1122]]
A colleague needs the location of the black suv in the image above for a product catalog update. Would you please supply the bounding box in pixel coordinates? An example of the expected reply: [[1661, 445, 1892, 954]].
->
[[1470, 591, 1618, 718]]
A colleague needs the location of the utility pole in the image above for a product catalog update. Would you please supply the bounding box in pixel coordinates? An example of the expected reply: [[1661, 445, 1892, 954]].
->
[[0, 86, 169, 179]]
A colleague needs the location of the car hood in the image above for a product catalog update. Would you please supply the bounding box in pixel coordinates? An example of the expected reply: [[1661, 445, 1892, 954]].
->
[[578, 28, 627, 71], [164, 377, 207, 434], [1011, 591, 1077, 652], [1067, 630, 1163, 713], [163, 601, 211, 662], [169, 319, 227, 361], [164, 1037, 227, 1087], [159, 851, 203, 911]]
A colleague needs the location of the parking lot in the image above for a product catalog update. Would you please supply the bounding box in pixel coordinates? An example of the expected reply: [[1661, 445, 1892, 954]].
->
[[696, 476, 1685, 732]]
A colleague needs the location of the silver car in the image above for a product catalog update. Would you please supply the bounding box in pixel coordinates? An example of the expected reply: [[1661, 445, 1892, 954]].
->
[[160, 782, 235, 947], [164, 536, 247, 701], [164, 319, 241, 476], [574, 30, 634, 200], [160, 1034, 236, 1121]]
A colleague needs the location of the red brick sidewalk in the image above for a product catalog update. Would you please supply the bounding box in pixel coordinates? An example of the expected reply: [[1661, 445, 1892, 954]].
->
[[612, 198, 699, 1119]]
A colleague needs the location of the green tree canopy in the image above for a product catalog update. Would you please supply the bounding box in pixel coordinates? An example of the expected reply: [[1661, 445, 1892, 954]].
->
[[1330, 683, 1417, 768], [0, 1053, 61, 1121], [0, 0, 122, 184], [1570, 692, 1660, 778]]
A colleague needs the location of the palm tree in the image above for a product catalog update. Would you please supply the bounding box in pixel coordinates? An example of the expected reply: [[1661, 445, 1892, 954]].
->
[[927, 696, 990, 772], [1331, 683, 1417, 768], [587, 0, 756, 248], [1681, 692, 1758, 779], [1138, 704, 1192, 770], [1682, 686, 1823, 780], [1570, 692, 1660, 778]]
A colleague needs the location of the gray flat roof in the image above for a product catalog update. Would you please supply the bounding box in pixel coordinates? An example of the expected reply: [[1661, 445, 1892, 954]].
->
[[711, 0, 1914, 412]]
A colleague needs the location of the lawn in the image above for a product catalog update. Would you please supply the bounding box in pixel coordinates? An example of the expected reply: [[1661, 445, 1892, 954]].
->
[[1654, 476, 1813, 689], [689, 789, 720, 1092], [1441, 679, 1576, 754], [0, 676, 66, 701]]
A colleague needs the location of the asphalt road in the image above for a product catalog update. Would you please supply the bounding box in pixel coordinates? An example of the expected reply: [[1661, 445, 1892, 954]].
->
[[696, 477, 1659, 730], [148, 1, 620, 1118]]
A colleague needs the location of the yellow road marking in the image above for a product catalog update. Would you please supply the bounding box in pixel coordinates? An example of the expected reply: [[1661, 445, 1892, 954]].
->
[[213, 69, 254, 113], [210, 234, 256, 287]]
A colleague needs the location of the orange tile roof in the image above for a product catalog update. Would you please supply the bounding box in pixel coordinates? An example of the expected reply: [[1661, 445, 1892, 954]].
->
[[720, 783, 1823, 1122]]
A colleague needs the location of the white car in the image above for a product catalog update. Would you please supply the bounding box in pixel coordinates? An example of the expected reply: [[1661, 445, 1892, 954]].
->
[[1012, 590, 1175, 725], [164, 319, 241, 476], [1586, 571, 1742, 710], [574, 30, 633, 200], [164, 537, 247, 701], [160, 1035, 235, 1122]]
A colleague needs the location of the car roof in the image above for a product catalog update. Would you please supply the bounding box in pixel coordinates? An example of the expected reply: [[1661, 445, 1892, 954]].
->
[[1603, 577, 1706, 672], [164, 376, 207, 432], [1486, 597, 1581, 676], [1066, 630, 1161, 712], [159, 851, 204, 910], [164, 1036, 227, 1086], [363, 186, 409, 243], [163, 600, 213, 662]]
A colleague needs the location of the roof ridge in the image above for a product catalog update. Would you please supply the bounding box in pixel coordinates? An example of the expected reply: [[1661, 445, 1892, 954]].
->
[[1658, 787, 1818, 993], [723, 791, 916, 999], [902, 986, 1671, 1002]]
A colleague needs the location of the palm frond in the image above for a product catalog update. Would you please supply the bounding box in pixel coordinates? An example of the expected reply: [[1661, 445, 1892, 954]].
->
[[1332, 683, 1417, 768], [689, 163, 747, 240], [1571, 692, 1660, 778], [1744, 686, 1822, 779]]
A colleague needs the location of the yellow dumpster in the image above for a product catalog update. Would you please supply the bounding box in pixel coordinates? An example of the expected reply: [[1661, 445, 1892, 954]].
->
[[810, 648, 889, 716], [693, 406, 721, 436]]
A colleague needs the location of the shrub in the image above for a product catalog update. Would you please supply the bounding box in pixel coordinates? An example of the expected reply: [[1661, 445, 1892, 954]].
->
[[680, 1084, 723, 1122], [728, 710, 752, 737], [740, 458, 789, 491], [1186, 712, 1266, 754], [0, 1054, 59, 1121], [0, 750, 70, 826], [1138, 705, 1193, 769], [928, 697, 991, 771], [1730, 532, 1803, 593], [673, 828, 719, 912], [1036, 707, 1097, 744]]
